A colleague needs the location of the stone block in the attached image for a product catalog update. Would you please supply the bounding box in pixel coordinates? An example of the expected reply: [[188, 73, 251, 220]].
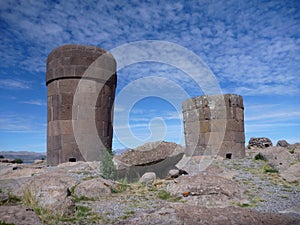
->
[[200, 121, 210, 133], [58, 79, 79, 93], [60, 93, 73, 105], [47, 135, 61, 150], [58, 105, 72, 120], [55, 67, 64, 78], [236, 108, 244, 121], [75, 65, 88, 77], [226, 119, 244, 132], [63, 65, 75, 77], [209, 119, 227, 132], [47, 81, 58, 96]]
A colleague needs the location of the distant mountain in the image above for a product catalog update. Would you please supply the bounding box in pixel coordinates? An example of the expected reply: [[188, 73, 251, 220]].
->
[[0, 151, 46, 164], [114, 148, 129, 155]]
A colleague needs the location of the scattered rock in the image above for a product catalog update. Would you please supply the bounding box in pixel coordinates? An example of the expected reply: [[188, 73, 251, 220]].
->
[[167, 174, 245, 207], [248, 137, 273, 149], [0, 158, 14, 163], [74, 177, 112, 199], [139, 172, 156, 185], [33, 159, 44, 164], [0, 205, 42, 225], [280, 162, 300, 183], [167, 169, 180, 179]]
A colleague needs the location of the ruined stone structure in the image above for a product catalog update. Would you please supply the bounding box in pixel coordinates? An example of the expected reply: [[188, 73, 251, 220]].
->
[[182, 94, 245, 159], [46, 44, 116, 166]]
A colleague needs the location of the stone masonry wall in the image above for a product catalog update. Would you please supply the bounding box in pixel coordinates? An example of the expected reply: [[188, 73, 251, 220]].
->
[[182, 94, 245, 159], [46, 44, 117, 166]]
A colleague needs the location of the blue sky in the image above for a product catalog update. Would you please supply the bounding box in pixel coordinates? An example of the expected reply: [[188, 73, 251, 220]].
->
[[0, 0, 299, 153]]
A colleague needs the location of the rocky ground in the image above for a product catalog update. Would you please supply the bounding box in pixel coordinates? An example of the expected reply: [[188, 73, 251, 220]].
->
[[0, 144, 299, 225]]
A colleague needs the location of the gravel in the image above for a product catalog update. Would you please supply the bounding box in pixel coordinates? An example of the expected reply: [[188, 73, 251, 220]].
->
[[215, 157, 300, 217]]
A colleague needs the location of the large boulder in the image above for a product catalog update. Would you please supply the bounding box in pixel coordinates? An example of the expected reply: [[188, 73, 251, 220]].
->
[[248, 137, 273, 149], [24, 172, 77, 214], [74, 177, 112, 199], [167, 174, 245, 207], [139, 172, 156, 185], [255, 146, 295, 171], [114, 141, 184, 181], [280, 162, 300, 183]]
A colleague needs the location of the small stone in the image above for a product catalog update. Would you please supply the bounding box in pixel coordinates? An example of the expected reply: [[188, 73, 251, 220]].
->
[[168, 169, 180, 179], [139, 172, 156, 185]]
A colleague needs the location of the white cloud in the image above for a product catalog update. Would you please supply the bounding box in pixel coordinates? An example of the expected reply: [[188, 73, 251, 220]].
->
[[0, 79, 30, 89], [21, 100, 46, 106], [246, 111, 300, 122]]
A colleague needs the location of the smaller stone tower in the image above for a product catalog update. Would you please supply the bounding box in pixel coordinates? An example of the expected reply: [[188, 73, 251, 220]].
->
[[182, 94, 245, 159]]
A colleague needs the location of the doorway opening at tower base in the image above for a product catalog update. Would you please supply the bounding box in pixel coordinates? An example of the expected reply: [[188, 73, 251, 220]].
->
[[225, 153, 232, 159]]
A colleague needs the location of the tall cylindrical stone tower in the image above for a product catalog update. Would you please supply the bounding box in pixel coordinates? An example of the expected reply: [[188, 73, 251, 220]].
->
[[46, 44, 117, 166], [182, 94, 245, 159]]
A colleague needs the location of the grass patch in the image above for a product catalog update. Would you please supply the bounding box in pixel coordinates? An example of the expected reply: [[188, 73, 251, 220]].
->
[[157, 190, 182, 202], [82, 176, 98, 181], [111, 178, 130, 193], [73, 195, 95, 203], [289, 148, 295, 154], [280, 194, 288, 199], [0, 192, 21, 205], [262, 164, 278, 173], [157, 190, 171, 200], [0, 221, 14, 225], [22, 188, 103, 224]]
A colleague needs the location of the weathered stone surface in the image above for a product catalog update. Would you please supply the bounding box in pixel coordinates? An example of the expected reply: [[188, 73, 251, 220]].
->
[[116, 204, 300, 225], [0, 205, 42, 225], [167, 169, 180, 179], [280, 162, 300, 183], [167, 174, 245, 207], [139, 172, 156, 185], [24, 172, 77, 213], [256, 146, 294, 171], [182, 94, 245, 159], [74, 177, 111, 199], [248, 137, 273, 149], [114, 141, 184, 181], [46, 44, 117, 166], [277, 140, 290, 148]]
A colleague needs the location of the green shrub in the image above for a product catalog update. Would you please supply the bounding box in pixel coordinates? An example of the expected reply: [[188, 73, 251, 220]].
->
[[289, 148, 295, 154], [157, 190, 171, 200], [100, 149, 115, 179], [254, 153, 267, 161], [0, 221, 14, 225], [263, 164, 278, 173], [13, 158, 23, 164], [111, 178, 129, 193]]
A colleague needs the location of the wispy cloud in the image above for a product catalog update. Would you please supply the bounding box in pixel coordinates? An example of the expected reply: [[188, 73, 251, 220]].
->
[[0, 79, 30, 89], [246, 111, 300, 122], [0, 114, 44, 132], [1, 0, 299, 96], [21, 100, 46, 106]]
